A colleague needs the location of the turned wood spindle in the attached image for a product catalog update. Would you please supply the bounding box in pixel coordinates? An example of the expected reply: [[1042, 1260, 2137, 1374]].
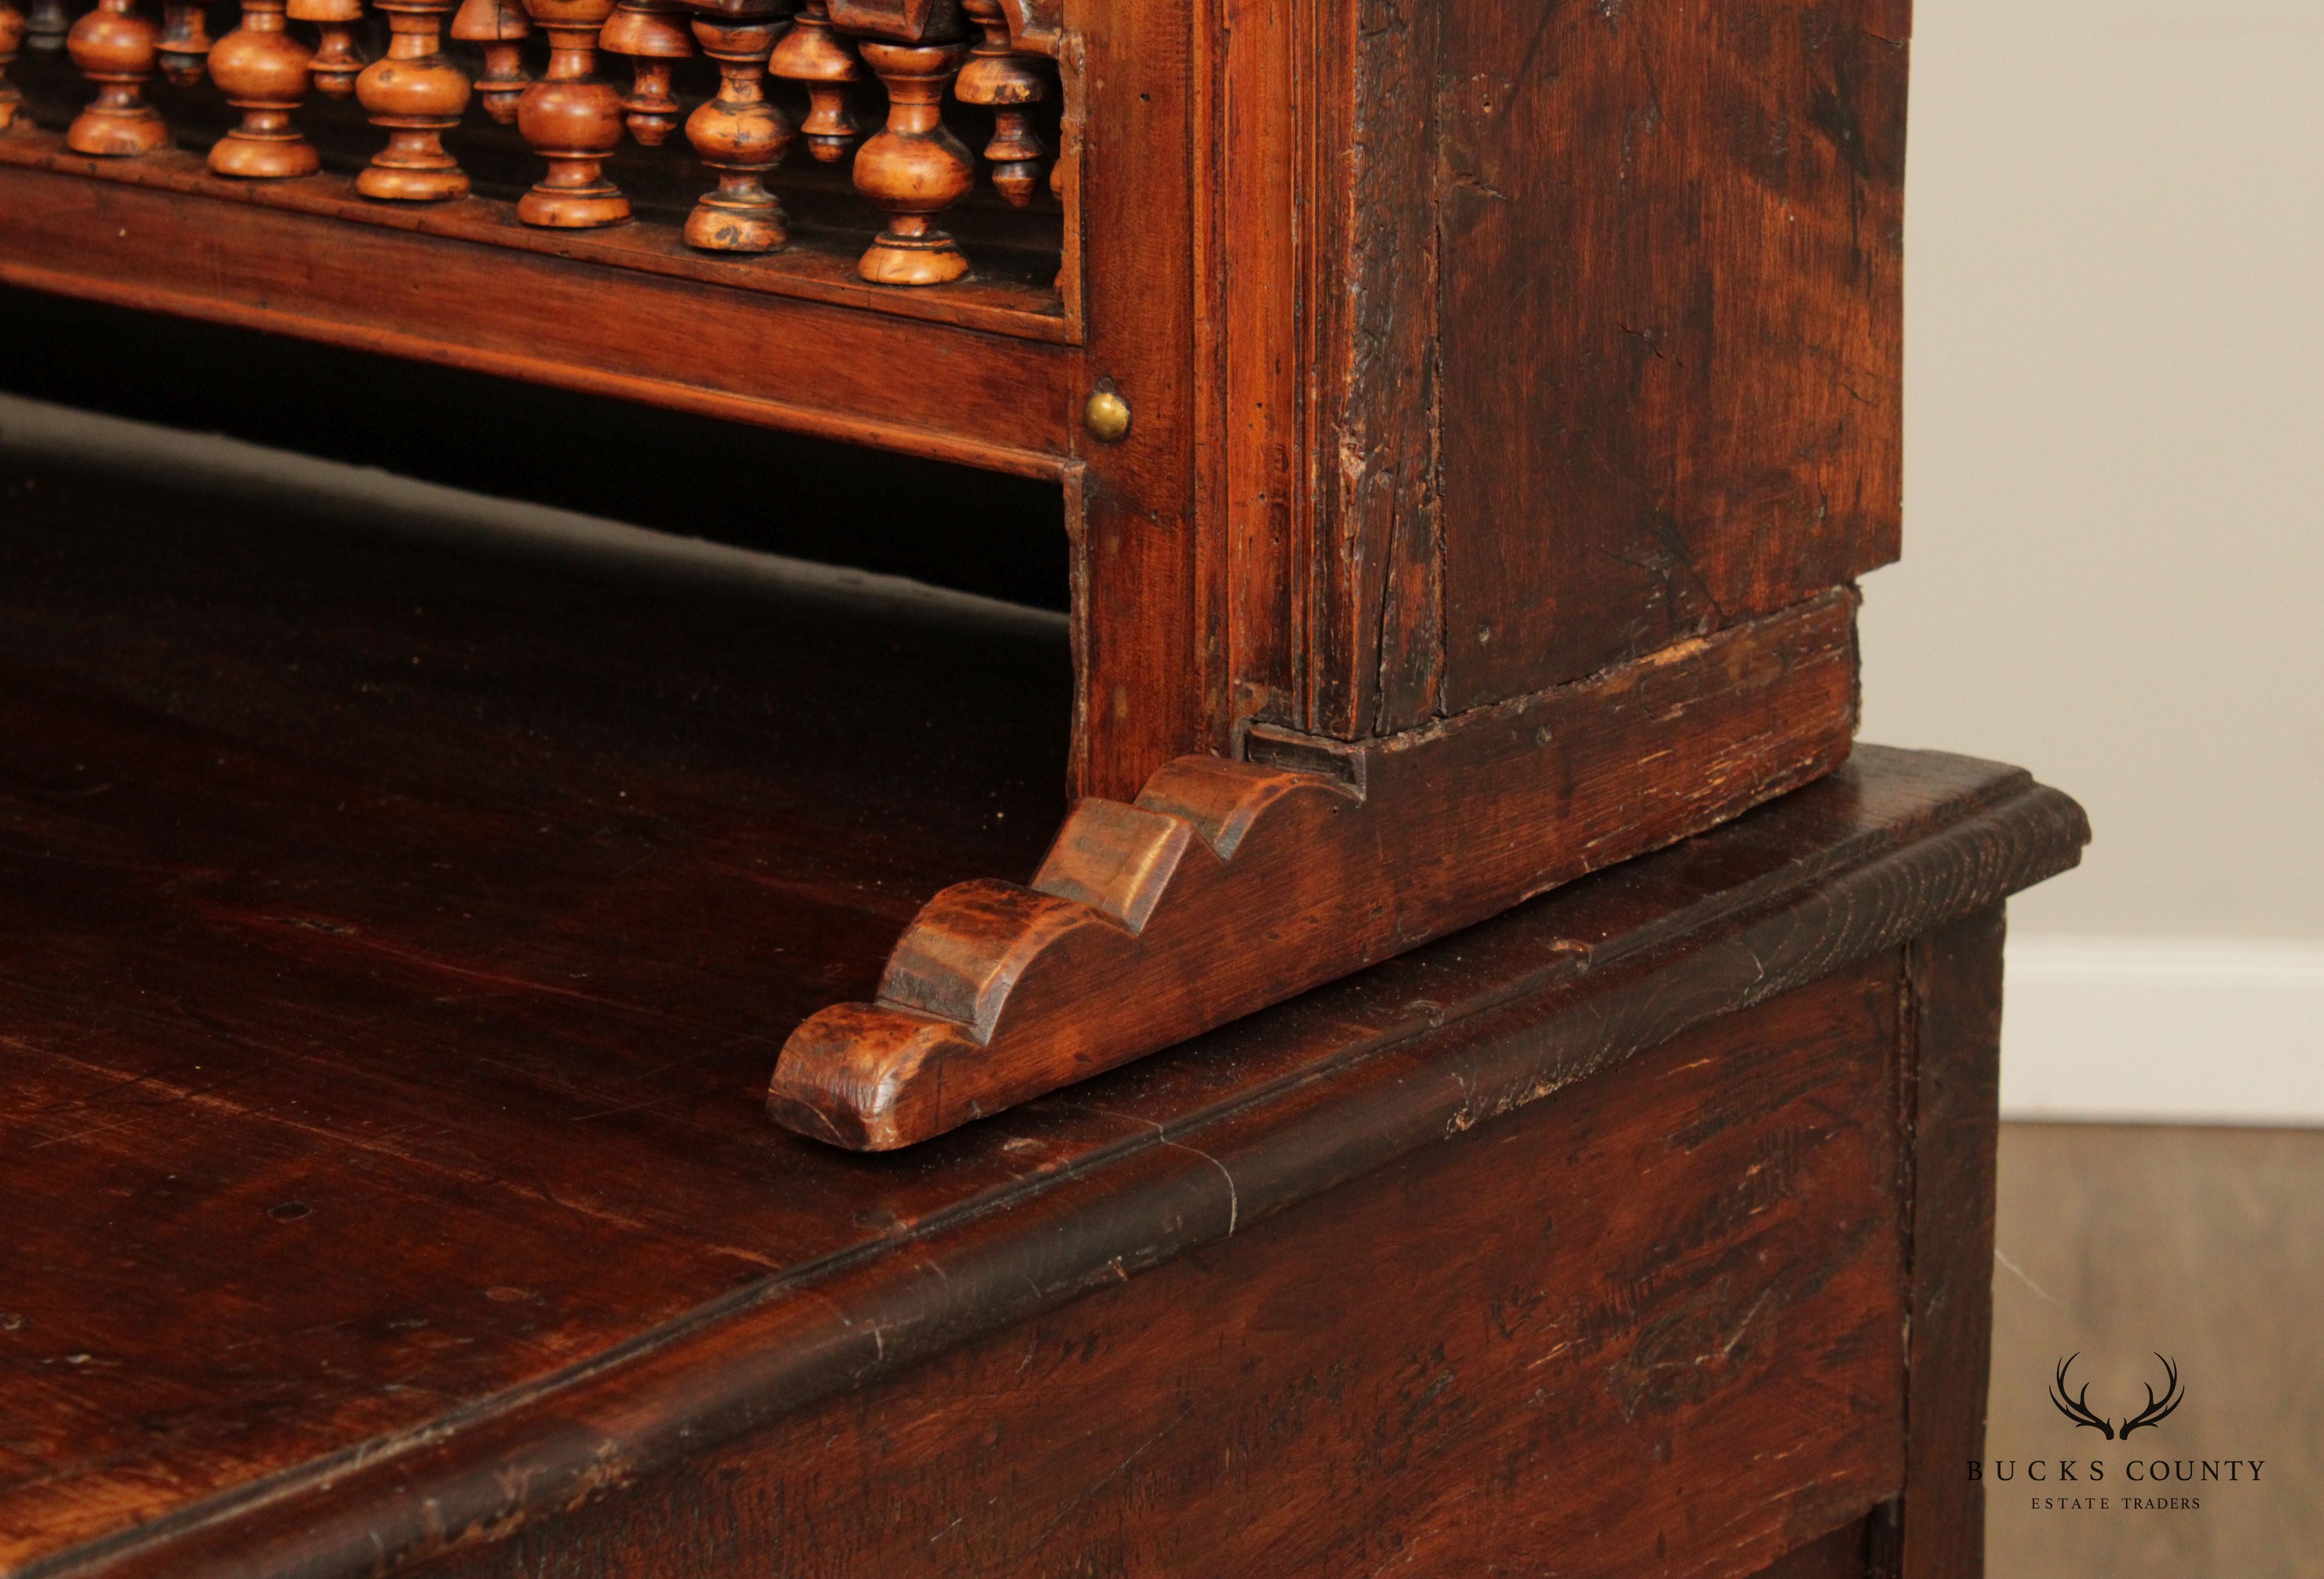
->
[[287, 0, 363, 96], [450, 0, 529, 124], [852, 39, 972, 286], [25, 0, 62, 56], [596, 0, 688, 146], [66, 0, 169, 155], [155, 0, 209, 83], [354, 0, 471, 200], [767, 0, 856, 165], [954, 0, 1045, 207], [0, 0, 23, 129], [515, 0, 627, 228], [683, 4, 790, 252], [206, 0, 319, 175]]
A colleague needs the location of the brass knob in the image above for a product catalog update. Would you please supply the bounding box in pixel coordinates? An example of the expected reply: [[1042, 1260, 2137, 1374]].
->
[[1084, 388, 1131, 443]]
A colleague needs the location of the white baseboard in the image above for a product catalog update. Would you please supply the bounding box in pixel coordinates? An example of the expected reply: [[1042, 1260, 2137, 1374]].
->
[[2000, 936, 2324, 1126]]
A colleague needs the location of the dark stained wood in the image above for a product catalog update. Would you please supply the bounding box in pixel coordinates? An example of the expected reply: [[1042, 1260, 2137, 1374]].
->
[[4, 0, 1910, 754], [3, 0, 1916, 1099], [1431, 0, 1910, 711], [1315, 0, 1446, 737], [1063, 0, 1212, 801], [0, 451, 2083, 1577], [0, 454, 1079, 1571], [430, 959, 1914, 1579], [1759, 1518, 1876, 1579], [1869, 906, 2009, 1579], [771, 589, 1861, 1148], [1208, 0, 1908, 743]]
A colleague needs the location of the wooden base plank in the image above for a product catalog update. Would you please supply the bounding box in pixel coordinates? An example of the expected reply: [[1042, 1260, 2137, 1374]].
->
[[0, 148, 1077, 476], [768, 589, 1863, 1147]]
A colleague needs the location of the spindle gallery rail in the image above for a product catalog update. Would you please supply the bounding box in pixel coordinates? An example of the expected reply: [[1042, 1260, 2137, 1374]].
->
[[0, 0, 1067, 288]]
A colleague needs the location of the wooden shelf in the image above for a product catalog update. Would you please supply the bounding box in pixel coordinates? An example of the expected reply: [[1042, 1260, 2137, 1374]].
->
[[0, 136, 1082, 474], [0, 130, 1075, 341]]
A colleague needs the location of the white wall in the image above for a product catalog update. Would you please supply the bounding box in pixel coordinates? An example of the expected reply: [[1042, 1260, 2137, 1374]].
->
[[1862, 0, 2324, 1120]]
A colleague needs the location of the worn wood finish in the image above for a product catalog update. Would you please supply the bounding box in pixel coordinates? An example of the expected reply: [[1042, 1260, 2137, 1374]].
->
[[0, 153, 1075, 472], [1429, 0, 1911, 712], [770, 589, 1860, 1148], [0, 131, 1071, 334], [433, 960, 1915, 1579], [353, 0, 472, 203], [0, 451, 2084, 1575], [1870, 906, 2009, 1579], [2, 0, 1917, 1127], [1760, 1520, 1876, 1579], [679, 4, 790, 254], [1208, 0, 1909, 740]]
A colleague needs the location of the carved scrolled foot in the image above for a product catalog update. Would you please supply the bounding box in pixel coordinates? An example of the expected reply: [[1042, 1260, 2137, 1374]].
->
[[767, 592, 1864, 1149]]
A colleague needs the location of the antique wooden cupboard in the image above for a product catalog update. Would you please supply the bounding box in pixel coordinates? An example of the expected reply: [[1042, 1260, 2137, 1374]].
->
[[0, 0, 1911, 1147], [0, 2, 2100, 1573]]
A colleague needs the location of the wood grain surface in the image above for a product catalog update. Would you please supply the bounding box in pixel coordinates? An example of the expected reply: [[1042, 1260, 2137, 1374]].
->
[[0, 447, 2086, 1577], [1870, 908, 2008, 1579], [4, 0, 1914, 814], [0, 146, 1078, 474], [432, 957, 1918, 1578], [771, 590, 1861, 1148], [1432, 0, 1910, 710]]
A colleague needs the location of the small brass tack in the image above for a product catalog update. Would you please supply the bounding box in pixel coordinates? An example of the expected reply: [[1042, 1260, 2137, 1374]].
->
[[1084, 389, 1132, 443]]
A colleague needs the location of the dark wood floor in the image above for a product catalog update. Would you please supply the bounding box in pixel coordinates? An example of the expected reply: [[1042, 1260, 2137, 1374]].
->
[[1988, 1122, 2323, 1578]]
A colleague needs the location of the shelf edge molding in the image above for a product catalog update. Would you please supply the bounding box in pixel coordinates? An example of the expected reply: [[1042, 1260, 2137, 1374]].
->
[[768, 589, 1864, 1149]]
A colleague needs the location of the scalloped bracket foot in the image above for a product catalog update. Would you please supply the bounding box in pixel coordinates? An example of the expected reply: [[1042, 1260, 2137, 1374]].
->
[[768, 590, 1862, 1149]]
